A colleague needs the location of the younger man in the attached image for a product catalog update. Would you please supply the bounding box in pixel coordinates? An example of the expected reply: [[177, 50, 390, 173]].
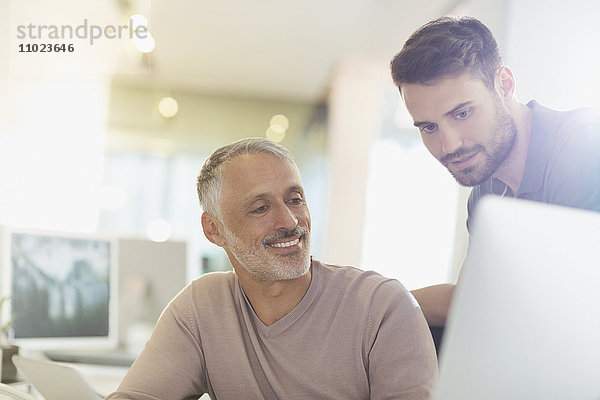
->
[[390, 16, 600, 326]]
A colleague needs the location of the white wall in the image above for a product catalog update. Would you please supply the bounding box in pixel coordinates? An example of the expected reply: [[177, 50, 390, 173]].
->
[[504, 0, 600, 109], [0, 0, 122, 232], [323, 59, 389, 266]]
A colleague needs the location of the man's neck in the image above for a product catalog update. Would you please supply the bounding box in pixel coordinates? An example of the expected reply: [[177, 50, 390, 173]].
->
[[493, 101, 533, 193], [238, 267, 312, 326]]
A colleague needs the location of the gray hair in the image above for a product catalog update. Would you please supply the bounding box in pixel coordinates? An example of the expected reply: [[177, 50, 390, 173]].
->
[[196, 137, 296, 220]]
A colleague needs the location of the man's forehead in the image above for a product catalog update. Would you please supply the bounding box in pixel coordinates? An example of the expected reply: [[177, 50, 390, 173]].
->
[[402, 74, 486, 118], [220, 153, 303, 199]]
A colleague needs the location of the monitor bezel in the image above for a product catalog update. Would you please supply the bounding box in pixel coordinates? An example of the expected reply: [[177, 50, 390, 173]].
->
[[0, 226, 119, 350]]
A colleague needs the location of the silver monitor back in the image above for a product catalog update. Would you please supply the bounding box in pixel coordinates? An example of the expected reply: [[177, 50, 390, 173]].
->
[[433, 197, 600, 400]]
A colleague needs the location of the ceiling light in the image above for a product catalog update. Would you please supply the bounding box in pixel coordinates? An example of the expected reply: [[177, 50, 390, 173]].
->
[[269, 114, 289, 132], [134, 31, 155, 53], [158, 96, 178, 118], [266, 126, 285, 143], [146, 219, 172, 242], [129, 14, 148, 30]]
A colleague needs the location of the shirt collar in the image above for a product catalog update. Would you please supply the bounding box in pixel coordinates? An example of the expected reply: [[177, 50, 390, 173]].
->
[[515, 100, 557, 196]]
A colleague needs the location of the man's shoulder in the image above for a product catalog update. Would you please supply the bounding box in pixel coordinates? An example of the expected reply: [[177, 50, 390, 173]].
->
[[552, 107, 599, 144], [560, 106, 600, 126], [314, 259, 407, 296], [168, 271, 237, 309], [535, 104, 600, 169], [189, 270, 237, 293], [316, 259, 365, 275], [316, 259, 386, 280], [531, 101, 600, 140], [311, 260, 418, 324], [192, 270, 237, 283]]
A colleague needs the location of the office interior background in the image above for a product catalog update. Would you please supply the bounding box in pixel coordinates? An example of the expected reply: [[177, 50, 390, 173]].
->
[[0, 0, 599, 348]]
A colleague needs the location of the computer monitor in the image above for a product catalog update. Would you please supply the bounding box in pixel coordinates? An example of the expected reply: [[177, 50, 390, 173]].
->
[[432, 197, 600, 400], [0, 226, 118, 350], [116, 237, 187, 351]]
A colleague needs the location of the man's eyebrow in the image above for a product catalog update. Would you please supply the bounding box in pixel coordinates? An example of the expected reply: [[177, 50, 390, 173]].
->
[[444, 101, 473, 117], [241, 185, 305, 208], [288, 185, 305, 196], [413, 120, 430, 128], [412, 101, 473, 127], [242, 193, 268, 209]]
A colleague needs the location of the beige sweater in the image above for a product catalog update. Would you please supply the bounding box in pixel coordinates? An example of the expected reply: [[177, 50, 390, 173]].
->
[[106, 259, 437, 400]]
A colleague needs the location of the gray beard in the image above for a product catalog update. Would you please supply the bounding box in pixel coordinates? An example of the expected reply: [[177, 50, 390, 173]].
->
[[224, 227, 311, 282]]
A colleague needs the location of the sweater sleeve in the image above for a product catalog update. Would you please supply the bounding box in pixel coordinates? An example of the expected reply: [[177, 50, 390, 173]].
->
[[367, 280, 438, 400], [105, 285, 207, 400]]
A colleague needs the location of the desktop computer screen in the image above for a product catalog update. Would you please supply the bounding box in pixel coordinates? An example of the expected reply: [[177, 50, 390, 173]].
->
[[0, 227, 118, 350]]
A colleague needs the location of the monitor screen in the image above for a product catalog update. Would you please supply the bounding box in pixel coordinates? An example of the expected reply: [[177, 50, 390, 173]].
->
[[0, 227, 118, 350]]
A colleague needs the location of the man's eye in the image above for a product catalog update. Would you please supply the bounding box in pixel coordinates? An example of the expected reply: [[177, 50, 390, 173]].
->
[[251, 205, 268, 214], [420, 123, 437, 134], [288, 197, 303, 205], [455, 109, 470, 119]]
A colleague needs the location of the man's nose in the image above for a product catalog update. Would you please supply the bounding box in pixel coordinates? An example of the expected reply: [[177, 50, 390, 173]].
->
[[439, 126, 464, 155], [274, 202, 299, 231]]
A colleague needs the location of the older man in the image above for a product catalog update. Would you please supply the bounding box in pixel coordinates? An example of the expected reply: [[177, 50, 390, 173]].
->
[[106, 138, 437, 400]]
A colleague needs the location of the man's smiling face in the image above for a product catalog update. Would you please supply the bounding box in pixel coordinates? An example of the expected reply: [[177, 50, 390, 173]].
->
[[219, 152, 311, 282]]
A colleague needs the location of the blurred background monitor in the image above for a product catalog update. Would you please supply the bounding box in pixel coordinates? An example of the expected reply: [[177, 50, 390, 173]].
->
[[0, 226, 118, 350], [116, 237, 187, 352]]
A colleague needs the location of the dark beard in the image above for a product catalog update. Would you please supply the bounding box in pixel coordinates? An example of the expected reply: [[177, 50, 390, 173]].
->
[[444, 102, 517, 187]]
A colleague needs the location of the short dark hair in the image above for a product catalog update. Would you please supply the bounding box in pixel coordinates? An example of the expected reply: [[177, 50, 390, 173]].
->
[[390, 16, 501, 93]]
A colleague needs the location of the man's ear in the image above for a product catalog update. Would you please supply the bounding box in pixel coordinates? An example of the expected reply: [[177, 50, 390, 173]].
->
[[201, 212, 226, 247], [495, 66, 516, 103]]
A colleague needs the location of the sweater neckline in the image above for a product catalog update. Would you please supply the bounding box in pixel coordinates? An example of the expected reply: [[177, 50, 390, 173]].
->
[[238, 259, 321, 338]]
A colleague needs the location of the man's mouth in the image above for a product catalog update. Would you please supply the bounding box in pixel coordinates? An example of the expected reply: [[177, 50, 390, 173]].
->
[[450, 151, 478, 167], [262, 226, 307, 250], [268, 237, 301, 248], [442, 147, 482, 170]]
